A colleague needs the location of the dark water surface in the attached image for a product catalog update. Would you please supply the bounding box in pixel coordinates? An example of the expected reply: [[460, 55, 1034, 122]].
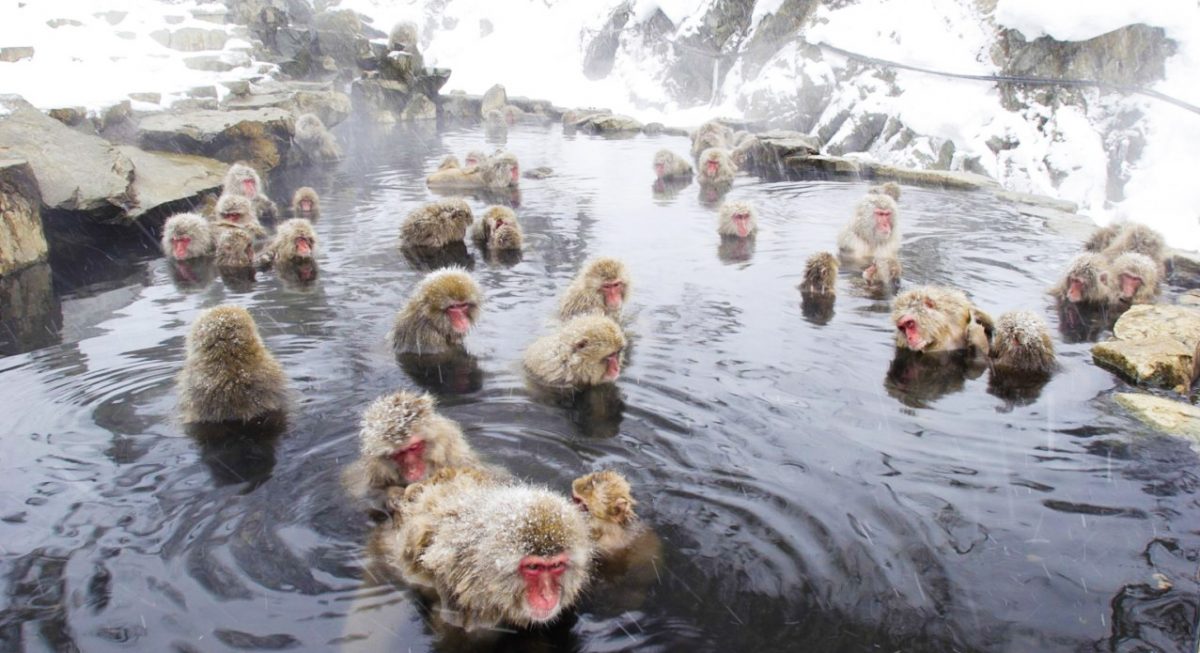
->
[[2, 123, 1198, 653]]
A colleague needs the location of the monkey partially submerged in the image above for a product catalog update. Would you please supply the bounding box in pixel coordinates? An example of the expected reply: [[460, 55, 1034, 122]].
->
[[293, 113, 342, 162], [1109, 252, 1161, 304], [862, 256, 902, 295], [343, 391, 482, 513], [161, 213, 214, 261], [653, 149, 693, 181], [222, 162, 279, 221], [838, 191, 899, 263], [290, 187, 320, 220], [891, 285, 992, 356], [258, 218, 317, 272], [985, 310, 1057, 402], [696, 147, 735, 189], [557, 257, 630, 322], [379, 467, 593, 631], [717, 201, 758, 239], [389, 268, 482, 356], [177, 305, 287, 423], [1052, 253, 1114, 306], [799, 252, 838, 297], [524, 315, 626, 389], [400, 199, 474, 248], [690, 120, 732, 159], [426, 150, 520, 191], [212, 194, 267, 238], [470, 205, 523, 251], [213, 225, 257, 271]]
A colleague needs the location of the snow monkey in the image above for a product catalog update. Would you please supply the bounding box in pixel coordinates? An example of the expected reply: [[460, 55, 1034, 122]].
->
[[868, 181, 902, 201], [799, 252, 838, 296], [293, 112, 342, 162], [400, 198, 474, 248], [437, 155, 461, 171], [690, 120, 733, 159], [1052, 253, 1114, 305], [388, 268, 482, 356], [464, 150, 488, 169], [343, 391, 481, 512], [557, 257, 630, 321], [1109, 252, 1161, 304], [571, 470, 639, 556], [717, 200, 758, 239], [987, 310, 1056, 379], [161, 213, 214, 260], [213, 225, 256, 270], [1096, 222, 1166, 267], [258, 218, 316, 270], [380, 467, 592, 631], [892, 285, 992, 355], [426, 150, 520, 191], [696, 147, 735, 188], [290, 187, 320, 219], [862, 256, 902, 293], [470, 205, 523, 251], [212, 193, 266, 237], [177, 305, 287, 423], [653, 149, 693, 181], [838, 190, 899, 263], [523, 314, 626, 389], [222, 162, 278, 221]]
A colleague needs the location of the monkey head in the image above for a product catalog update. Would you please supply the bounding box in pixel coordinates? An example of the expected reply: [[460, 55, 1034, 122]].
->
[[416, 268, 481, 336], [1058, 253, 1112, 304], [583, 257, 630, 312], [698, 147, 733, 182], [223, 162, 262, 199], [464, 150, 488, 169], [801, 251, 839, 295], [1110, 252, 1158, 303], [295, 113, 323, 136], [291, 187, 319, 217], [718, 201, 758, 238], [891, 286, 972, 352], [1110, 223, 1165, 262], [214, 227, 255, 269], [854, 194, 898, 244], [652, 150, 680, 180], [162, 213, 213, 261], [497, 490, 592, 625], [565, 314, 626, 385], [358, 391, 447, 483], [990, 310, 1056, 376], [439, 198, 475, 233], [485, 151, 520, 189], [215, 194, 255, 227], [571, 470, 636, 526], [277, 219, 317, 262], [186, 305, 265, 359]]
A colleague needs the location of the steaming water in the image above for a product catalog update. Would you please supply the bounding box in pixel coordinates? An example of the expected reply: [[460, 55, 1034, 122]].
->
[[1, 123, 1198, 653]]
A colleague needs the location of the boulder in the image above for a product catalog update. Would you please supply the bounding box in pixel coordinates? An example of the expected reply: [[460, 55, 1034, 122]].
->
[[740, 130, 821, 176], [128, 92, 163, 105], [183, 52, 251, 72], [1115, 394, 1200, 440], [149, 27, 229, 52], [439, 92, 482, 121], [0, 97, 136, 215], [1179, 290, 1200, 308], [784, 154, 861, 177], [578, 114, 643, 134], [583, 1, 631, 80], [115, 148, 228, 219], [825, 112, 889, 156], [0, 160, 47, 276], [1169, 251, 1200, 288], [994, 190, 1079, 214], [480, 84, 507, 117], [46, 107, 88, 127], [862, 163, 998, 191], [223, 81, 351, 127], [312, 9, 369, 68], [350, 78, 408, 123], [0, 263, 60, 357], [1092, 305, 1200, 392], [400, 94, 437, 121], [137, 108, 295, 171]]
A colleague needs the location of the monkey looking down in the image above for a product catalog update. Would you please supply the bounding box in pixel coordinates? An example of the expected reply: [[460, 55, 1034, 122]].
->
[[987, 310, 1056, 379], [400, 199, 474, 249], [838, 191, 900, 263], [717, 201, 758, 239], [524, 314, 626, 389], [222, 162, 278, 221], [291, 187, 320, 219], [343, 391, 481, 513], [799, 252, 838, 296], [379, 467, 592, 631], [177, 305, 287, 423], [862, 256, 902, 294], [161, 213, 214, 261], [293, 113, 342, 162], [389, 268, 482, 356], [557, 257, 630, 321], [1110, 252, 1160, 304], [213, 225, 257, 270], [471, 205, 523, 251], [653, 150, 693, 181], [892, 285, 992, 355], [571, 470, 639, 557]]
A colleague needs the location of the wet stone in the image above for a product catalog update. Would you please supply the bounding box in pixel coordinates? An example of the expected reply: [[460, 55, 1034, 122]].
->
[[1116, 393, 1200, 440]]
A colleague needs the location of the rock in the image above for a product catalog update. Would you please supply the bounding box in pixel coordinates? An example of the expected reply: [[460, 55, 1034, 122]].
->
[[400, 94, 437, 121], [149, 27, 229, 52], [46, 19, 82, 28], [350, 78, 409, 123], [312, 9, 369, 68], [137, 108, 294, 171], [0, 263, 60, 357], [1179, 290, 1200, 307], [1112, 305, 1200, 351], [1093, 338, 1195, 392], [0, 160, 47, 276], [1115, 394, 1200, 440], [785, 154, 861, 177], [523, 166, 553, 180], [826, 112, 889, 156], [643, 122, 664, 135], [191, 5, 229, 24], [381, 50, 420, 82], [742, 130, 822, 176], [480, 84, 507, 117], [221, 80, 252, 97], [46, 107, 87, 127], [0, 47, 34, 63], [578, 114, 643, 134], [116, 147, 228, 219], [507, 96, 558, 118], [94, 10, 127, 25], [188, 85, 218, 99], [0, 98, 135, 214], [994, 190, 1078, 213], [223, 82, 351, 127], [168, 98, 220, 112], [184, 52, 251, 72], [128, 92, 163, 105], [439, 92, 482, 121], [584, 2, 631, 80], [1168, 251, 1200, 288], [862, 163, 998, 191]]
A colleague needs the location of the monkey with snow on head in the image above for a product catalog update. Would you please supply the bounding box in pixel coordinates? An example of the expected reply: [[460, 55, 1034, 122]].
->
[[697, 148, 735, 189], [293, 113, 343, 162], [389, 268, 482, 356], [524, 315, 626, 390], [400, 199, 474, 249], [162, 213, 214, 261], [799, 252, 838, 297], [177, 305, 287, 423], [717, 201, 758, 239]]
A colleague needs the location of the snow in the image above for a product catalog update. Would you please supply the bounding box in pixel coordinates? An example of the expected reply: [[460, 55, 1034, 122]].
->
[[995, 0, 1194, 42]]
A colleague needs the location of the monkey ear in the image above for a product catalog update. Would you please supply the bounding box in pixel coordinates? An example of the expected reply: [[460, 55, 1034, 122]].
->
[[610, 498, 631, 519], [574, 339, 589, 351]]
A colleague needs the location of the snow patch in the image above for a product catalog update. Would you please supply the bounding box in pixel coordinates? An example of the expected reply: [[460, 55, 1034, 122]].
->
[[995, 0, 1194, 42]]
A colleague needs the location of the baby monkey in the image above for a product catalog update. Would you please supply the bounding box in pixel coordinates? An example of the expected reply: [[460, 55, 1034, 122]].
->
[[177, 305, 287, 423], [799, 252, 838, 296], [558, 257, 631, 321], [571, 470, 640, 556], [524, 314, 626, 389], [291, 187, 320, 219], [717, 201, 758, 238], [212, 194, 267, 237]]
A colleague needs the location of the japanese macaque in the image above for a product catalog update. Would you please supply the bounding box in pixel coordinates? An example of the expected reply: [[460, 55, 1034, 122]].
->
[[389, 268, 482, 356], [1110, 252, 1161, 304], [161, 213, 214, 260], [838, 192, 899, 262], [214, 225, 256, 269], [379, 468, 592, 631], [1099, 222, 1166, 266], [729, 135, 762, 171], [717, 201, 758, 238], [437, 155, 461, 170], [892, 285, 992, 355], [484, 109, 507, 131], [464, 150, 488, 169], [177, 305, 287, 423], [213, 193, 266, 237], [388, 20, 418, 51], [426, 150, 520, 191], [697, 148, 735, 188], [293, 113, 343, 162], [524, 315, 626, 389], [690, 120, 732, 159], [862, 256, 902, 293], [222, 162, 278, 221], [471, 205, 523, 251], [259, 218, 316, 269], [653, 150, 693, 181], [571, 470, 638, 556], [987, 310, 1056, 378], [1084, 224, 1122, 252], [400, 199, 474, 248], [557, 257, 630, 321], [343, 391, 481, 513], [290, 187, 320, 219], [799, 252, 838, 296], [1052, 253, 1114, 305], [868, 181, 902, 201]]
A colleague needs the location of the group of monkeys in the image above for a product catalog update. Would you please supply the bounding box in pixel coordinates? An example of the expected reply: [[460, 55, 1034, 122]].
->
[[168, 116, 1173, 635]]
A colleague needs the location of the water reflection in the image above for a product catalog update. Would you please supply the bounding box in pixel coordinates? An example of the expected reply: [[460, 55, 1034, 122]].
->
[[167, 258, 216, 291], [884, 349, 983, 408], [401, 242, 475, 271], [0, 262, 61, 356], [799, 292, 835, 325], [186, 413, 286, 489], [398, 350, 484, 395], [717, 234, 756, 264]]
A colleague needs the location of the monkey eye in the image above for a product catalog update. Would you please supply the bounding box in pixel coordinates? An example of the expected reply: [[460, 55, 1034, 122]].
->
[[548, 561, 566, 571]]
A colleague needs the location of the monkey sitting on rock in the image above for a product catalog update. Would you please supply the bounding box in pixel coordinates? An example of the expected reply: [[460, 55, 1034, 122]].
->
[[292, 113, 342, 163]]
